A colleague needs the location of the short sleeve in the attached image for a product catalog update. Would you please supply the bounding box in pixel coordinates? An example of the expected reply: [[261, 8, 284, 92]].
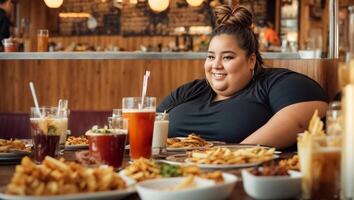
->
[[267, 72, 328, 113], [157, 79, 208, 113]]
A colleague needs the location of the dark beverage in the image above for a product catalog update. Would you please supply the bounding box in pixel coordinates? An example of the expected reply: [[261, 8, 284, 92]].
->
[[32, 134, 60, 162], [311, 148, 341, 199], [87, 129, 127, 168]]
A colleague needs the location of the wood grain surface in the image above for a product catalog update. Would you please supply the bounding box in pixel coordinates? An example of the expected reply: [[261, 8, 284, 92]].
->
[[0, 59, 338, 113]]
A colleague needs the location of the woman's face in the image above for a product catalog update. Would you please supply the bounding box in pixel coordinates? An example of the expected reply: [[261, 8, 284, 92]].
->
[[204, 34, 256, 100]]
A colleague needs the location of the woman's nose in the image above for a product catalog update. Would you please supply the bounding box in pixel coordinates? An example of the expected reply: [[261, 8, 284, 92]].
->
[[212, 58, 223, 69]]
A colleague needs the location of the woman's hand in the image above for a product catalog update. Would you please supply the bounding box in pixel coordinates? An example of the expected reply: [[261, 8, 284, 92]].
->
[[241, 101, 328, 149]]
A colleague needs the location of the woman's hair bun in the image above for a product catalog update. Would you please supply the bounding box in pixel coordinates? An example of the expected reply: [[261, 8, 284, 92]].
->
[[214, 5, 253, 29]]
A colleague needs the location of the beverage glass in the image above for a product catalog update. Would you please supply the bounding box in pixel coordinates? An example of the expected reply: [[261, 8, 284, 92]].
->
[[112, 109, 122, 118], [326, 101, 342, 136], [2, 38, 17, 52], [122, 97, 156, 159], [299, 135, 341, 199], [311, 136, 341, 199], [57, 99, 69, 154], [86, 119, 128, 168], [30, 107, 68, 163], [37, 29, 49, 52], [152, 112, 169, 155]]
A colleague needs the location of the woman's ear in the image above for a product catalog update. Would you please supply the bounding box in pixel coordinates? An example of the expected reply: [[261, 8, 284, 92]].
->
[[248, 53, 256, 71]]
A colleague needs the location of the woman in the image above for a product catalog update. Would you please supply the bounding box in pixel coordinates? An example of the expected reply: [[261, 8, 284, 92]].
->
[[157, 5, 328, 149]]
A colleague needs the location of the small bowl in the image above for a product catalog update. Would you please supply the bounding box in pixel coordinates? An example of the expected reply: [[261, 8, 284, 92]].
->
[[242, 169, 302, 199], [136, 173, 237, 200]]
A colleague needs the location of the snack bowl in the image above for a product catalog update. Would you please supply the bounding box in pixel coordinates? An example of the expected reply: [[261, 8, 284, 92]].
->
[[136, 173, 237, 200], [242, 169, 302, 199]]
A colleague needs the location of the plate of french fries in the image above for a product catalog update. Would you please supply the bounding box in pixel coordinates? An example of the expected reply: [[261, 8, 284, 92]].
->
[[0, 139, 31, 159], [0, 156, 135, 200], [120, 157, 225, 183], [65, 136, 89, 150], [165, 146, 277, 169], [166, 134, 217, 151]]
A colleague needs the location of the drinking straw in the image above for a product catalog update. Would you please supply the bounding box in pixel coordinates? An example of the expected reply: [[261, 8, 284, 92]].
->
[[162, 110, 167, 120], [140, 70, 150, 109], [29, 82, 42, 118]]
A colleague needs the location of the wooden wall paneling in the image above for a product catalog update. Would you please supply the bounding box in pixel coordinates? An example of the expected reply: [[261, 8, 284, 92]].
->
[[0, 59, 338, 113]]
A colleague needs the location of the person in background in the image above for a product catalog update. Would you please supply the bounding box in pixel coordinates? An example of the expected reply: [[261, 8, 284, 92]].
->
[[0, 0, 13, 50], [157, 5, 328, 150], [263, 21, 280, 47]]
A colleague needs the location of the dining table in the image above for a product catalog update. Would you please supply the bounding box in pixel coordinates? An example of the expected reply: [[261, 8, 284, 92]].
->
[[0, 149, 295, 200]]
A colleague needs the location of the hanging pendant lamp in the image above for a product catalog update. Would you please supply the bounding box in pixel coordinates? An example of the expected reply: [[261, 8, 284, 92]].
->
[[44, 0, 64, 8], [148, 0, 169, 12]]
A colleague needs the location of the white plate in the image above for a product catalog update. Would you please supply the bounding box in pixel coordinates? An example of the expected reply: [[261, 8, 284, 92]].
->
[[163, 154, 279, 170], [65, 144, 88, 151], [216, 144, 282, 154], [0, 173, 137, 200], [136, 172, 237, 200], [0, 187, 136, 200]]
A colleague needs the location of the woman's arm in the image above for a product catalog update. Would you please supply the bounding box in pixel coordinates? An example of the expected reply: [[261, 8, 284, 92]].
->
[[241, 101, 328, 149]]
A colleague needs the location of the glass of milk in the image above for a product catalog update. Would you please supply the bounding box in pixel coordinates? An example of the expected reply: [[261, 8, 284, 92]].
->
[[152, 112, 169, 155]]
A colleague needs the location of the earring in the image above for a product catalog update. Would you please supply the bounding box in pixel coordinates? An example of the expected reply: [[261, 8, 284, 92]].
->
[[251, 69, 255, 80]]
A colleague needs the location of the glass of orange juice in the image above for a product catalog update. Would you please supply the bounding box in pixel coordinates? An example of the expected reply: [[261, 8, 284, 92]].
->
[[122, 97, 156, 159]]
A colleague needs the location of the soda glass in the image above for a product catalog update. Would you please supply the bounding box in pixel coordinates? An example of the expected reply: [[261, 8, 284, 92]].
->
[[37, 29, 49, 52], [30, 107, 68, 163], [122, 97, 156, 159]]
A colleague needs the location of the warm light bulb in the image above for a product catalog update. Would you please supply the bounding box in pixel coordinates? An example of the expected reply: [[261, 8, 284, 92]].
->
[[44, 0, 64, 8], [148, 0, 169, 12], [186, 0, 203, 7]]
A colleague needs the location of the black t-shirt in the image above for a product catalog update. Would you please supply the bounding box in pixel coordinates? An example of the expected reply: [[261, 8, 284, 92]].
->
[[157, 68, 328, 143]]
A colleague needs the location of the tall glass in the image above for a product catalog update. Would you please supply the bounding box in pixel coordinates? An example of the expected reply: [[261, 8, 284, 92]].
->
[[30, 107, 68, 163], [122, 97, 156, 159], [152, 112, 169, 155], [310, 136, 341, 199], [37, 29, 48, 52]]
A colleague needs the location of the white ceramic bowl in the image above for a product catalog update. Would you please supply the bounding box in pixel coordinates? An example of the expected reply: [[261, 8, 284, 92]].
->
[[242, 169, 302, 199], [136, 173, 237, 200]]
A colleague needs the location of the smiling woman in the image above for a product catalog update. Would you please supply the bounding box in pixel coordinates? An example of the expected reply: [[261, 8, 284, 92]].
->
[[157, 5, 328, 150]]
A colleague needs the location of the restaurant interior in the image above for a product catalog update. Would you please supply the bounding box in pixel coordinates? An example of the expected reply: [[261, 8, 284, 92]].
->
[[1, 0, 354, 199]]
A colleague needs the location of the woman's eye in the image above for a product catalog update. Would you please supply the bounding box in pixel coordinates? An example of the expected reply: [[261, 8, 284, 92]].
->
[[223, 56, 234, 60], [206, 55, 214, 60]]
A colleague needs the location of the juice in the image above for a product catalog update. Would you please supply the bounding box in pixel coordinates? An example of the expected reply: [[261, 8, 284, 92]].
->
[[311, 147, 341, 199], [87, 130, 127, 168], [123, 109, 155, 159]]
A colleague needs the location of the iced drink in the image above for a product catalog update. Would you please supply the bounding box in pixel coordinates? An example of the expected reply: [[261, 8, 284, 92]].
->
[[86, 127, 127, 168], [122, 97, 156, 159], [30, 113, 67, 163]]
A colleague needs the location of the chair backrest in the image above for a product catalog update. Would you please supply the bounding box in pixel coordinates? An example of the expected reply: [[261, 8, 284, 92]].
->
[[0, 113, 30, 139], [0, 110, 112, 139]]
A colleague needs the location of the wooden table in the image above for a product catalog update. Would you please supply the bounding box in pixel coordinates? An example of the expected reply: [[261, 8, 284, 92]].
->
[[0, 151, 293, 200]]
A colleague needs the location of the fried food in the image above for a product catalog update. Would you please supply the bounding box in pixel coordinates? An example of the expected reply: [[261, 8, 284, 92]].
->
[[0, 139, 31, 153], [188, 147, 275, 165], [279, 155, 299, 171], [5, 156, 126, 196], [124, 158, 224, 183], [250, 164, 289, 176], [124, 158, 161, 182], [167, 134, 213, 148], [65, 135, 88, 146]]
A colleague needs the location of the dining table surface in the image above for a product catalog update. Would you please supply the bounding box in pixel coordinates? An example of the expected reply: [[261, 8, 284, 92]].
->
[[0, 149, 295, 200]]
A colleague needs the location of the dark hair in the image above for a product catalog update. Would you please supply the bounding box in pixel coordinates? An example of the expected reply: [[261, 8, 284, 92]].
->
[[211, 5, 263, 76], [0, 0, 8, 4]]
